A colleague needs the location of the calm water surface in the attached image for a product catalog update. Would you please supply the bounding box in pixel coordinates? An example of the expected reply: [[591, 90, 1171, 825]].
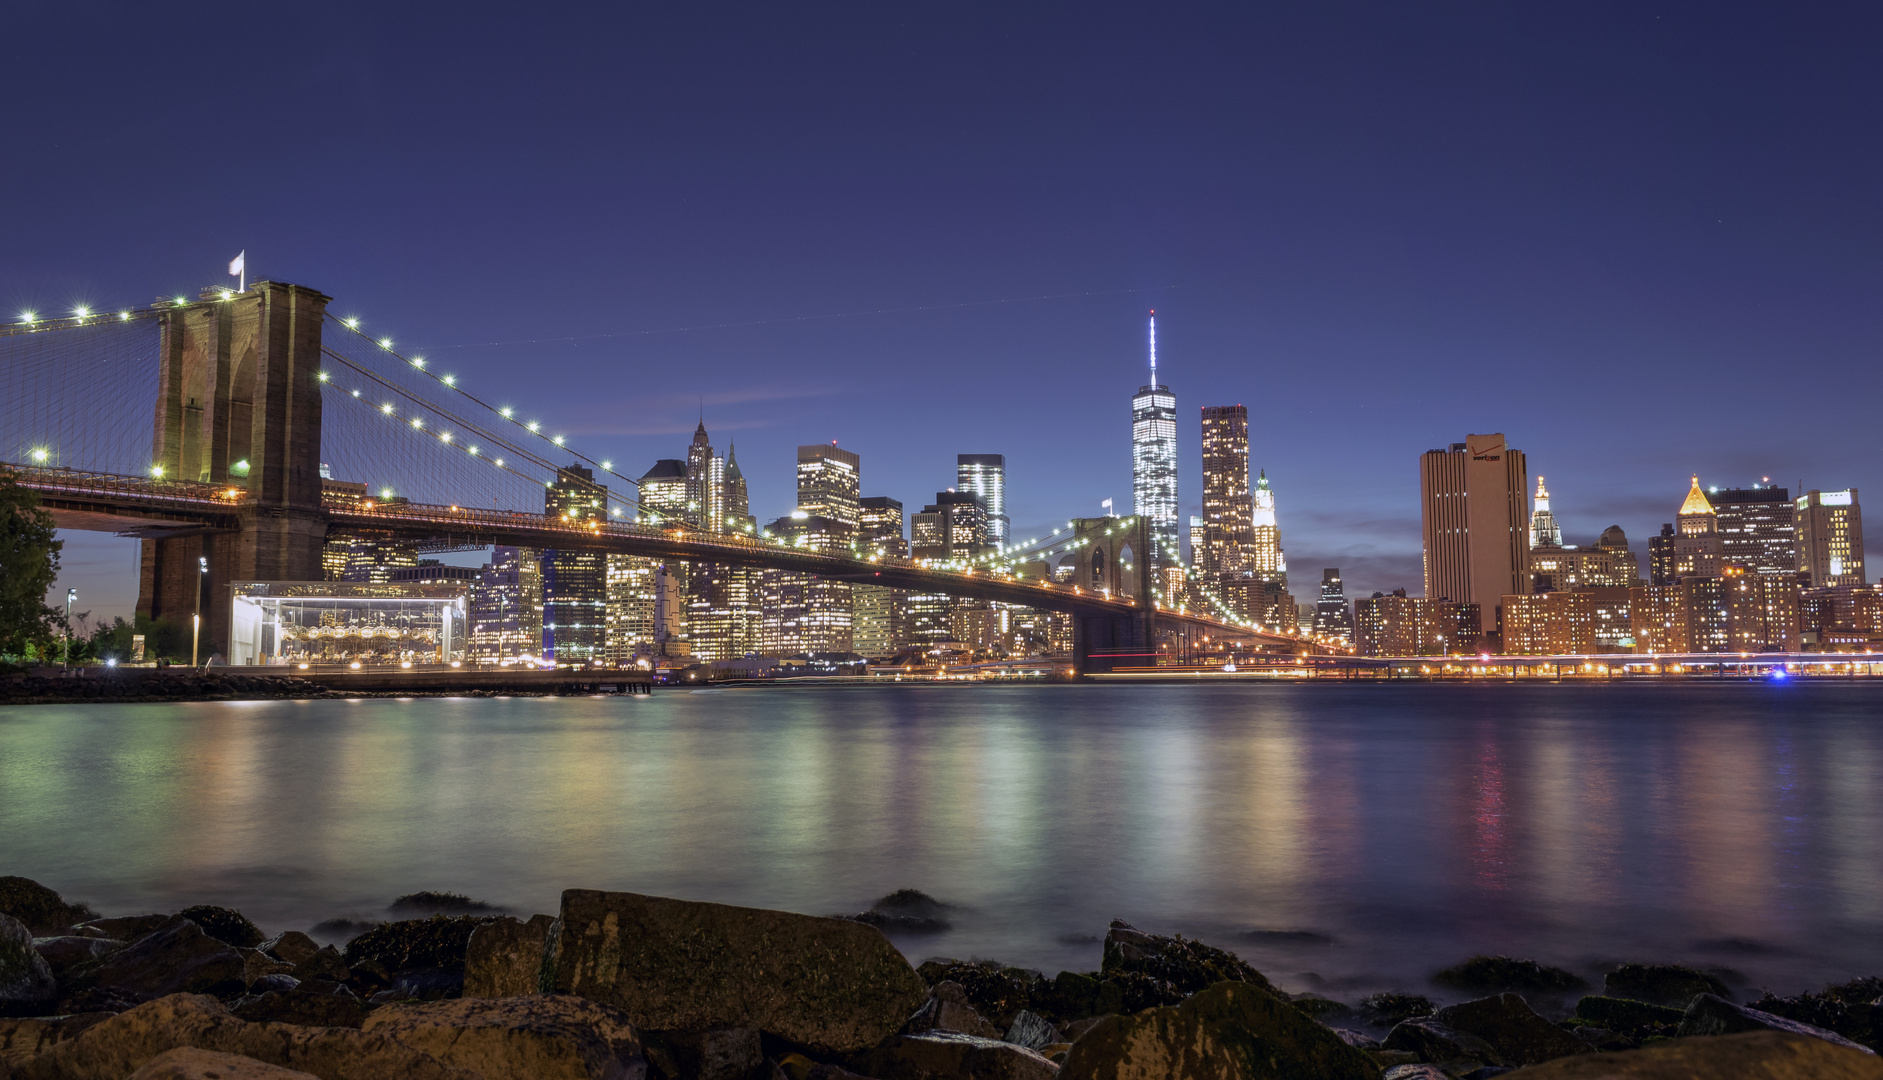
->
[[3, 683, 1880, 1000]]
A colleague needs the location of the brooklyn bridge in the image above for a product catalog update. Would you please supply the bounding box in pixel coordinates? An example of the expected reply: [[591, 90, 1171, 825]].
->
[[1, 280, 1305, 674]]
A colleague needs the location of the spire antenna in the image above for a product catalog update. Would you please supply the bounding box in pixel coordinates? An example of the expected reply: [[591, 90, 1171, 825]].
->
[[1148, 310, 1158, 384]]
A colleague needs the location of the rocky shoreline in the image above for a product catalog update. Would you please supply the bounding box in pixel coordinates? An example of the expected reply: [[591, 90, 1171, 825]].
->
[[1, 876, 1878, 1079]]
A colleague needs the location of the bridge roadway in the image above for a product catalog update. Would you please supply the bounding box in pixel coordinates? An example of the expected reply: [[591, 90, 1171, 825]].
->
[[7, 463, 1298, 649]]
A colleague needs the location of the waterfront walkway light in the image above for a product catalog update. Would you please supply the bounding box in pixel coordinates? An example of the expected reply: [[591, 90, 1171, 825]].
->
[[192, 556, 207, 667]]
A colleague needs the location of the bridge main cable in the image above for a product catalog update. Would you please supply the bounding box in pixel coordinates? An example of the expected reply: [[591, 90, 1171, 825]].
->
[[323, 316, 660, 516]]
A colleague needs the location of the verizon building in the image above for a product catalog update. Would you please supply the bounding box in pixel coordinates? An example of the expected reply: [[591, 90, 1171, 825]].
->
[[1420, 433, 1530, 637]]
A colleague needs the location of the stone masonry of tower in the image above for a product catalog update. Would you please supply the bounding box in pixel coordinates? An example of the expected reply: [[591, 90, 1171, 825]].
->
[[137, 282, 330, 659]]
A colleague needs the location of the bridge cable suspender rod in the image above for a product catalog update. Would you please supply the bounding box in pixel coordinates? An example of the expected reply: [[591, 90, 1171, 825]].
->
[[317, 349, 608, 497], [322, 316, 652, 508], [316, 360, 666, 523]]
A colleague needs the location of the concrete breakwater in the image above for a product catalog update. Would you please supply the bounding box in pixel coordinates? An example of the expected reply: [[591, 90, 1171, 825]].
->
[[1, 876, 1879, 1079]]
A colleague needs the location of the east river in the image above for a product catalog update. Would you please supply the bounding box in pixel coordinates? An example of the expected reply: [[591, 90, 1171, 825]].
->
[[3, 682, 1879, 1000]]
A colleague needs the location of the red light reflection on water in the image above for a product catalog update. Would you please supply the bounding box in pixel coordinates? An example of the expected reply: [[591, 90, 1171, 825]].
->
[[1470, 732, 1509, 891]]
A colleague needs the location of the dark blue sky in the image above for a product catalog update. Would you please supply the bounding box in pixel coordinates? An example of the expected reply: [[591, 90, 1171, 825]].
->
[[7, 3, 1881, 620]]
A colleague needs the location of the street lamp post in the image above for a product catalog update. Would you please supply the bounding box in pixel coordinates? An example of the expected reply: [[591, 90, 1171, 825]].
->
[[192, 556, 207, 667], [63, 588, 76, 668]]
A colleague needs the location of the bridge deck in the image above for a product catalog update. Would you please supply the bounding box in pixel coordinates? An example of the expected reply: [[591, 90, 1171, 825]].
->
[[5, 462, 1299, 648]]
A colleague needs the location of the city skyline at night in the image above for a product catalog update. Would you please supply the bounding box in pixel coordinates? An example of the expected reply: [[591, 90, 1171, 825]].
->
[[7, 4, 1881, 625]]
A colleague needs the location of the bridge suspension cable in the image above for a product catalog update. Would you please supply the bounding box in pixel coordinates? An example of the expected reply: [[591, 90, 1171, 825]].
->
[[320, 315, 661, 517], [0, 313, 160, 477]]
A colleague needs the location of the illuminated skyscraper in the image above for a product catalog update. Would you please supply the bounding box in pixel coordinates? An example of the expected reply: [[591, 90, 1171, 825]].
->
[[1648, 524, 1677, 586], [684, 425, 755, 660], [1712, 484, 1793, 575], [1673, 476, 1723, 580], [1199, 406, 1252, 577], [637, 460, 689, 524], [1312, 568, 1353, 644], [909, 491, 988, 648], [1250, 469, 1286, 588], [1530, 476, 1563, 549], [541, 464, 607, 664], [911, 491, 989, 561], [956, 455, 1009, 546], [1131, 312, 1178, 573], [1420, 433, 1529, 636], [797, 444, 861, 536], [760, 513, 852, 654], [686, 421, 725, 532], [854, 496, 909, 656], [602, 554, 655, 664], [1797, 488, 1865, 586], [724, 443, 751, 535], [470, 545, 541, 663]]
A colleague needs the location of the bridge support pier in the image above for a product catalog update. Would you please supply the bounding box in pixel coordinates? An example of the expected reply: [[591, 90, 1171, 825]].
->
[[135, 283, 331, 662], [1071, 610, 1158, 675]]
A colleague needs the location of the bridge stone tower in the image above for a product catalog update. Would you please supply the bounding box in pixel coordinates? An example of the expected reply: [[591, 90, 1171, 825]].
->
[[1050, 515, 1159, 674], [137, 282, 330, 657]]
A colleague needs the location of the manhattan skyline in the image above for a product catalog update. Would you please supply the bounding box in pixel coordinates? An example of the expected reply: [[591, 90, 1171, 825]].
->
[[7, 4, 1881, 619]]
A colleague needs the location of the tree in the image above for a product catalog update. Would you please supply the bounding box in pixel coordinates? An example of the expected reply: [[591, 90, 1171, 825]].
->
[[0, 468, 63, 660]]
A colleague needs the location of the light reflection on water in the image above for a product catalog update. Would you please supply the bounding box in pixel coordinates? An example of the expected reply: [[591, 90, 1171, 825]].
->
[[2, 683, 1880, 999]]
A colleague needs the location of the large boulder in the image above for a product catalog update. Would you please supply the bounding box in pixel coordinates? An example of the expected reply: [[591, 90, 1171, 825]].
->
[[288, 946, 351, 985], [844, 889, 953, 935], [1101, 920, 1273, 1007], [545, 888, 927, 1055], [1432, 993, 1591, 1066], [1381, 1017, 1503, 1070], [67, 916, 246, 1002], [1043, 971, 1127, 1024], [904, 981, 1002, 1039], [854, 1031, 1059, 1080], [84, 915, 171, 943], [1357, 994, 1436, 1029], [240, 948, 296, 986], [1602, 963, 1729, 1008], [177, 907, 264, 949], [1059, 980, 1379, 1079], [233, 989, 368, 1028], [125, 1047, 321, 1080], [7, 993, 480, 1080], [0, 877, 95, 936], [1750, 981, 1883, 1053], [463, 915, 556, 998], [363, 994, 645, 1080], [1005, 1010, 1064, 1052], [389, 892, 506, 918], [345, 916, 491, 975], [259, 932, 322, 967], [642, 1027, 760, 1080], [1, 914, 58, 1017], [916, 960, 1056, 1028], [1678, 993, 1876, 1053], [1493, 1029, 1883, 1078], [1, 1013, 114, 1067], [33, 935, 124, 975]]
